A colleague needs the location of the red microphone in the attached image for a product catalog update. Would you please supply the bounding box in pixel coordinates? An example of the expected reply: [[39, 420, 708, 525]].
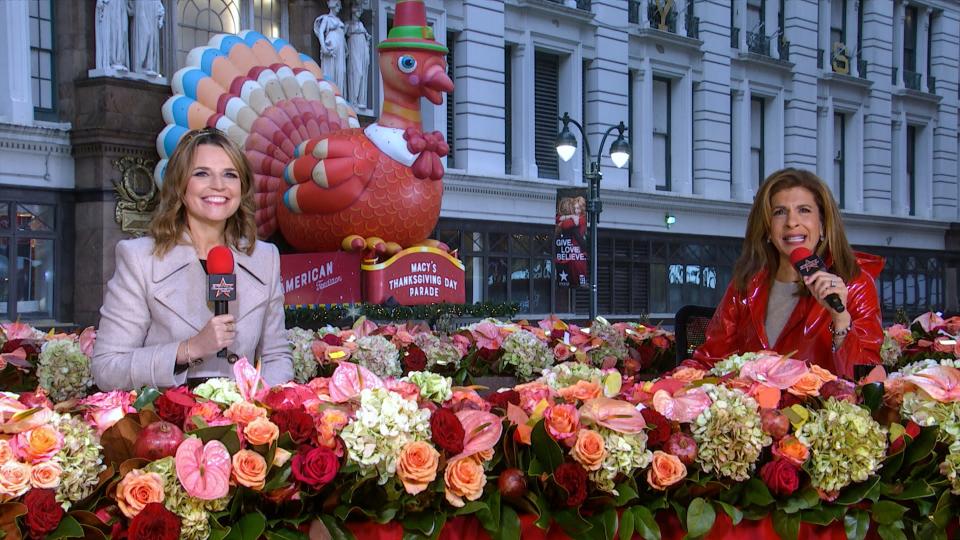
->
[[206, 246, 237, 359], [789, 247, 845, 313]]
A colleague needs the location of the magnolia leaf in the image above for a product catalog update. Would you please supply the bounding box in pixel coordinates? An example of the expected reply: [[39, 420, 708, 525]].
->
[[475, 490, 501, 533], [844, 509, 870, 540], [263, 529, 308, 540], [80, 524, 108, 540], [319, 515, 355, 540], [714, 501, 743, 526], [47, 515, 84, 539], [493, 505, 520, 540], [904, 427, 938, 466], [553, 508, 592, 537], [771, 510, 799, 540], [835, 476, 881, 505], [612, 482, 639, 506], [859, 382, 884, 412], [530, 421, 563, 473], [618, 507, 635, 540], [885, 479, 935, 500], [800, 505, 844, 526], [871, 501, 907, 525], [132, 387, 161, 411], [686, 498, 715, 538], [585, 508, 617, 540], [876, 523, 908, 540], [744, 477, 775, 506], [99, 413, 144, 468], [780, 487, 819, 514], [0, 502, 27, 540], [630, 506, 661, 540], [931, 490, 955, 529]]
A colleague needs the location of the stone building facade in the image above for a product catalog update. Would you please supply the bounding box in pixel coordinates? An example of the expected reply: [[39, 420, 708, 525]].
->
[[0, 0, 958, 326]]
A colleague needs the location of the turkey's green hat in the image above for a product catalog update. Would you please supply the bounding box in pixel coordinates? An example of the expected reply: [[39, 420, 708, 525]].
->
[[378, 0, 448, 53]]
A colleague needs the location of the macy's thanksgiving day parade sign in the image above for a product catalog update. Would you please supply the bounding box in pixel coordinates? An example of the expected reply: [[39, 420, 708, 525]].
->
[[154, 0, 463, 306]]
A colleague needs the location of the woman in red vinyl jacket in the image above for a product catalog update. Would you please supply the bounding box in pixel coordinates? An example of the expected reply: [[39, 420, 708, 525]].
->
[[690, 168, 883, 379]]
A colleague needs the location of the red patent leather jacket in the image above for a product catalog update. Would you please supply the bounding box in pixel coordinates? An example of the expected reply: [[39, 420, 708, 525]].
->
[[690, 252, 884, 379]]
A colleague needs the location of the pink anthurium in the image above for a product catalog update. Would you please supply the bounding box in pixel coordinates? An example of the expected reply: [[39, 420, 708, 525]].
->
[[175, 437, 231, 500], [903, 366, 960, 403], [739, 354, 809, 389], [449, 409, 503, 463], [234, 357, 268, 402], [652, 388, 713, 423], [328, 362, 384, 403], [579, 397, 647, 434]]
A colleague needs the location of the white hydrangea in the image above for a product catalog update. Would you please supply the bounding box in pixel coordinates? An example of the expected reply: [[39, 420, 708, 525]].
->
[[540, 362, 604, 390], [351, 335, 401, 378], [340, 388, 432, 484], [286, 327, 319, 383], [404, 371, 453, 403], [590, 428, 652, 495], [708, 352, 760, 377]]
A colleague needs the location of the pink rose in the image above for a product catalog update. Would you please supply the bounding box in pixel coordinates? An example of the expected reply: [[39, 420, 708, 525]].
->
[[0, 461, 32, 499], [0, 440, 14, 463], [451, 334, 471, 357], [444, 389, 491, 413], [115, 469, 165, 518], [386, 379, 421, 402], [553, 343, 573, 362], [12, 425, 63, 463], [78, 326, 97, 357], [886, 324, 914, 347], [29, 461, 62, 489], [81, 390, 136, 434]]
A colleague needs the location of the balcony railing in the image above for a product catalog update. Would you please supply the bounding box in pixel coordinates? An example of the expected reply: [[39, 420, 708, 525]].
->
[[903, 69, 921, 91], [928, 76, 936, 94], [891, 67, 898, 86], [544, 0, 591, 10], [628, 0, 640, 24], [730, 27, 740, 48], [778, 39, 790, 62], [817, 49, 824, 69], [747, 30, 770, 56], [686, 16, 699, 39], [856, 56, 868, 78]]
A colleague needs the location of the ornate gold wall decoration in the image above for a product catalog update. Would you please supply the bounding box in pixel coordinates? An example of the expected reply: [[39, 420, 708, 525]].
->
[[112, 155, 159, 236]]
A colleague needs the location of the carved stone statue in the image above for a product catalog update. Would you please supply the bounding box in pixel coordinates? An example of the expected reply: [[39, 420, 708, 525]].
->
[[95, 0, 131, 71], [133, 0, 165, 77], [314, 0, 347, 93], [346, 1, 371, 107]]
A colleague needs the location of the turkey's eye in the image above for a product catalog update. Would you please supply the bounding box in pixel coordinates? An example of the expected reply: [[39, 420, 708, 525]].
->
[[397, 55, 417, 73]]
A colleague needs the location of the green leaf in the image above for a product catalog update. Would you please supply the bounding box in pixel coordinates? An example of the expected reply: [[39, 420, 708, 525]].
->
[[618, 507, 635, 540], [319, 515, 356, 540], [210, 519, 232, 540], [133, 387, 161, 410], [404, 512, 440, 536], [884, 479, 935, 500], [780, 487, 820, 514], [686, 498, 716, 538], [613, 482, 639, 506], [47, 516, 84, 539], [771, 510, 800, 540], [799, 505, 843, 526], [553, 508, 592, 537], [714, 501, 743, 526], [631, 506, 661, 540], [476, 490, 501, 533], [585, 508, 617, 540], [931, 490, 956, 529], [224, 512, 266, 540], [871, 501, 907, 525], [904, 427, 938, 466], [744, 477, 775, 506], [876, 523, 908, 540], [844, 509, 870, 540], [261, 465, 291, 492], [452, 501, 488, 516], [531, 421, 564, 473], [493, 505, 521, 540], [263, 530, 309, 540], [835, 476, 881, 505], [882, 449, 906, 481], [859, 382, 884, 412], [189, 422, 237, 444]]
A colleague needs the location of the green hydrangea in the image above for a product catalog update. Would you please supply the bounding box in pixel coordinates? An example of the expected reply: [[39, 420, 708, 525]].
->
[[586, 318, 628, 367], [53, 413, 106, 510], [880, 333, 902, 368], [540, 361, 604, 389], [404, 371, 453, 403], [340, 388, 431, 484], [590, 428, 652, 495], [414, 332, 462, 370], [286, 327, 319, 383], [691, 385, 771, 482], [146, 457, 230, 540], [797, 398, 887, 493], [942, 438, 960, 495], [37, 338, 94, 402], [351, 335, 401, 378], [192, 378, 242, 406], [501, 330, 553, 381], [901, 392, 960, 428], [708, 352, 760, 377]]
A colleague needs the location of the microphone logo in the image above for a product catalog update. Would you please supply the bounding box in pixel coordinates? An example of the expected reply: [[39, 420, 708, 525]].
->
[[799, 259, 819, 274], [212, 277, 235, 298], [207, 274, 237, 302]]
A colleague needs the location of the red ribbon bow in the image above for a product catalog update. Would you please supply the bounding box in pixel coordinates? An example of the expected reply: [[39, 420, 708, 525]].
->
[[404, 128, 449, 180]]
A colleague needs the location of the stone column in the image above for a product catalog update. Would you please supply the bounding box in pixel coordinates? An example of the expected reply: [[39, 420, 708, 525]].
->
[[516, 41, 537, 179], [916, 6, 931, 90], [765, 0, 779, 59], [730, 88, 752, 201], [782, 0, 818, 171], [816, 103, 833, 185], [890, 112, 907, 216], [637, 60, 655, 192], [673, 73, 693, 195], [892, 0, 905, 86], [930, 9, 960, 221], [455, 0, 505, 175], [692, 0, 733, 199], [735, 0, 747, 50], [818, 0, 830, 70], [0, 0, 33, 124], [861, 0, 895, 213], [848, 0, 861, 76], [587, 0, 630, 188]]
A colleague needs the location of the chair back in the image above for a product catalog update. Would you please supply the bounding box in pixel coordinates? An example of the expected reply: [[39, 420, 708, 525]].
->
[[674, 305, 716, 366]]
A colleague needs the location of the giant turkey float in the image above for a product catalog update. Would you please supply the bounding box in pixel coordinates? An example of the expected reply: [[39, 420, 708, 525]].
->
[[155, 0, 463, 307]]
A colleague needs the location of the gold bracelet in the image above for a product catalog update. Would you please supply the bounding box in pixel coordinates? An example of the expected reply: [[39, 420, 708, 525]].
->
[[185, 340, 202, 368]]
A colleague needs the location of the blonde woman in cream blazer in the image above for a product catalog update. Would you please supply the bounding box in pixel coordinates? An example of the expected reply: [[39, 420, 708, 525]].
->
[[92, 128, 293, 389]]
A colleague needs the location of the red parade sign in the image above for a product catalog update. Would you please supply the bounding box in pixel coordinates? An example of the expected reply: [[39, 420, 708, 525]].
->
[[280, 251, 362, 306], [362, 247, 465, 305]]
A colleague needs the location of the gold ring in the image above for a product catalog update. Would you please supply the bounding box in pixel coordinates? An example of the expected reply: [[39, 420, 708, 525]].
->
[[830, 280, 836, 287]]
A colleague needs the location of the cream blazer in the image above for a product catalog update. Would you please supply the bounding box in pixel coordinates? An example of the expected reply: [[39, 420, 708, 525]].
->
[[92, 237, 294, 390]]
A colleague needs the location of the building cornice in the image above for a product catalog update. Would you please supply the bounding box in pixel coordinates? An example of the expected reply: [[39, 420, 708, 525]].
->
[[629, 28, 703, 53], [507, 0, 596, 24]]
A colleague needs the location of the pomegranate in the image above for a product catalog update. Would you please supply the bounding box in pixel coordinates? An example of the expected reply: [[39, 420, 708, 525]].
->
[[760, 408, 790, 440], [133, 421, 185, 461], [498, 468, 528, 500], [663, 432, 697, 466]]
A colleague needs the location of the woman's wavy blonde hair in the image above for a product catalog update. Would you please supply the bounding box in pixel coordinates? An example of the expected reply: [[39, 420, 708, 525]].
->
[[732, 168, 858, 292], [149, 128, 257, 257]]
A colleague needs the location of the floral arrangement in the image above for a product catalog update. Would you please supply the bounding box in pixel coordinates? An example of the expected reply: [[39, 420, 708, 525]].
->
[[0, 315, 956, 540]]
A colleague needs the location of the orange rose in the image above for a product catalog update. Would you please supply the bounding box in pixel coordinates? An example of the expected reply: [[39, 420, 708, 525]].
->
[[570, 429, 606, 471], [224, 401, 268, 426], [788, 373, 823, 397], [244, 417, 280, 446], [809, 365, 837, 383], [671, 367, 706, 383], [444, 457, 486, 507], [557, 380, 602, 402], [13, 425, 63, 463], [0, 440, 13, 464], [29, 461, 62, 489], [646, 450, 686, 490], [115, 469, 165, 518], [396, 441, 440, 495], [232, 449, 268, 490], [544, 404, 580, 442], [469, 448, 496, 464], [772, 435, 809, 467], [0, 461, 31, 499]]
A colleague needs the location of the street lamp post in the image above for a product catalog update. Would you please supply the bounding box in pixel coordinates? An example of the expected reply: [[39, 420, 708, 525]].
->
[[555, 112, 630, 321]]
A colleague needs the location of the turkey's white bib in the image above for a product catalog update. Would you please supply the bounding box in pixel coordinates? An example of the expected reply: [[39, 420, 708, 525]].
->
[[364, 123, 419, 167]]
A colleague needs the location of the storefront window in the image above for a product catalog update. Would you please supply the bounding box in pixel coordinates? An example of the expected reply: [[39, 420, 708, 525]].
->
[[0, 198, 60, 321]]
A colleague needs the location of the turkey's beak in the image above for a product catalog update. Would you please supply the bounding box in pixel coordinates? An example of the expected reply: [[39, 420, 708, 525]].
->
[[421, 64, 454, 105]]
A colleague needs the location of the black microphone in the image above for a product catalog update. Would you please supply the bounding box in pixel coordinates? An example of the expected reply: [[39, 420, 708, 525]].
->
[[789, 247, 845, 313], [206, 245, 238, 361]]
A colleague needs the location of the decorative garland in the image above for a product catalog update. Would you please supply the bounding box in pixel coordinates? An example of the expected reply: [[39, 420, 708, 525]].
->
[[284, 302, 521, 329]]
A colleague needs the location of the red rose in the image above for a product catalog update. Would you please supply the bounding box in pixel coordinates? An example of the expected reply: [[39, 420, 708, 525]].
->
[[429, 408, 465, 454], [550, 329, 566, 340], [154, 387, 196, 426], [403, 346, 428, 373], [552, 462, 588, 507], [23, 488, 63, 539], [321, 333, 343, 346], [262, 387, 304, 411], [291, 446, 340, 490], [486, 390, 520, 410], [272, 409, 316, 445], [819, 380, 859, 404], [641, 408, 671, 448], [127, 502, 181, 540], [760, 458, 800, 496]]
